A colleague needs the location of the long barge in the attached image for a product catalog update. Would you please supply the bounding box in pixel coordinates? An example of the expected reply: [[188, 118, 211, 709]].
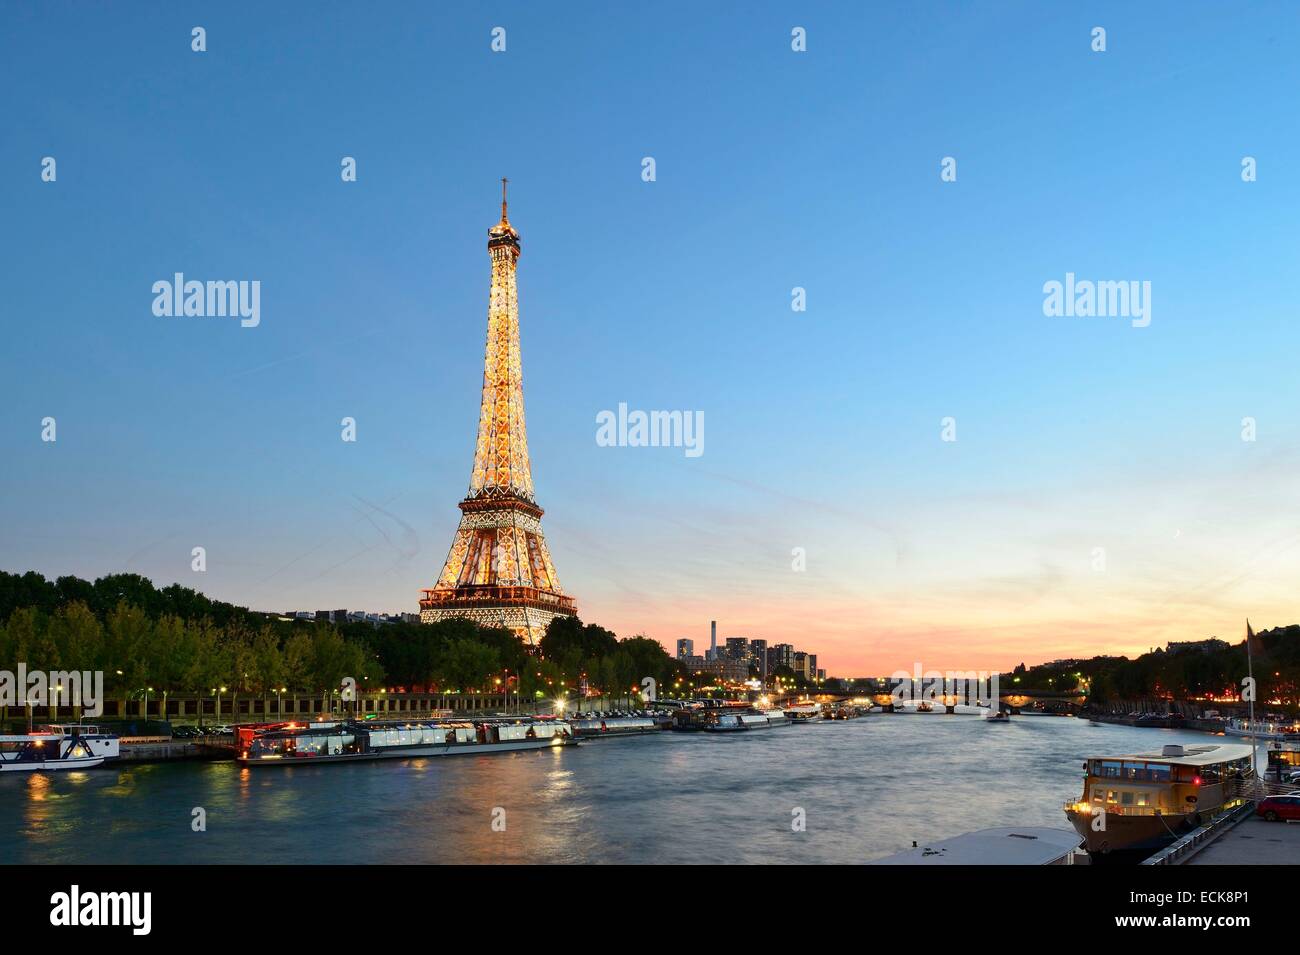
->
[[237, 717, 575, 766], [570, 716, 662, 738], [670, 703, 790, 732]]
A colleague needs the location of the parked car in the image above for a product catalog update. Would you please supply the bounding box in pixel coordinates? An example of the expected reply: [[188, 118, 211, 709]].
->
[[172, 726, 201, 739], [1256, 795, 1300, 822]]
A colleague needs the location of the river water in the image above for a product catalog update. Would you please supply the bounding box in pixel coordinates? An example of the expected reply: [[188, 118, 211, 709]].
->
[[0, 716, 1256, 864]]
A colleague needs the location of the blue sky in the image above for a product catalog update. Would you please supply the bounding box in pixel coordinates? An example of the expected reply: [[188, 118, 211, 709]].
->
[[4, 2, 1300, 673]]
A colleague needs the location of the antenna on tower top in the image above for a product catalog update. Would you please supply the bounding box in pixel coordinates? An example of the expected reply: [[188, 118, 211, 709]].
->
[[500, 177, 509, 221]]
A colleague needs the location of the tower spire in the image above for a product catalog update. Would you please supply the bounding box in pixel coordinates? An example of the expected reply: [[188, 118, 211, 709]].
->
[[420, 182, 576, 641]]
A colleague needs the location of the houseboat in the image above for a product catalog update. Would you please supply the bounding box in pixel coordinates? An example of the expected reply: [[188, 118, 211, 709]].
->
[[0, 724, 119, 772], [570, 716, 661, 739], [700, 709, 790, 732], [1064, 742, 1255, 856], [784, 701, 823, 723], [238, 717, 575, 766]]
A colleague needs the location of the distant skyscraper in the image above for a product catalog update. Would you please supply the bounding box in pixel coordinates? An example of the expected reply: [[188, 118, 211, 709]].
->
[[768, 643, 795, 672], [707, 619, 717, 660], [419, 182, 577, 642]]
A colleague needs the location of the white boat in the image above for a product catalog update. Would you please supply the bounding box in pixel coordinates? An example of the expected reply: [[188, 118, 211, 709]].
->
[[784, 702, 823, 723], [238, 717, 575, 765], [1224, 717, 1300, 741], [701, 709, 790, 732], [570, 716, 660, 738], [0, 724, 120, 772]]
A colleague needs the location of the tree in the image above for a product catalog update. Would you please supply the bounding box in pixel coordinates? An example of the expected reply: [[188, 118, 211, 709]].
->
[[283, 633, 313, 691], [439, 639, 500, 692], [251, 627, 286, 693], [104, 602, 151, 687]]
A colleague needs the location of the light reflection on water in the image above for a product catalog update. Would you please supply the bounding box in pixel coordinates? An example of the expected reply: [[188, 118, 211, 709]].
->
[[0, 718, 1259, 864]]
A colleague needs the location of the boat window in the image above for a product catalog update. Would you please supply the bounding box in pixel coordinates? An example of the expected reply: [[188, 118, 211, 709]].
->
[[1096, 760, 1122, 778], [1122, 761, 1146, 779], [1120, 791, 1135, 806], [1136, 792, 1149, 807], [1106, 790, 1118, 803]]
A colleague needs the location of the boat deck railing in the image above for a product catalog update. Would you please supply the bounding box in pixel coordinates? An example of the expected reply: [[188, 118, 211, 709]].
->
[[1064, 802, 1172, 818]]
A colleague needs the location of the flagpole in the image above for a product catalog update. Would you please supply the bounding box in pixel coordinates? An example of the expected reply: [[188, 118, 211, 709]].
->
[[1246, 619, 1257, 777]]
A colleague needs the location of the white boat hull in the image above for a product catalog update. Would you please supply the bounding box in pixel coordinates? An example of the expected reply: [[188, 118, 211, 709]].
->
[[0, 755, 106, 772]]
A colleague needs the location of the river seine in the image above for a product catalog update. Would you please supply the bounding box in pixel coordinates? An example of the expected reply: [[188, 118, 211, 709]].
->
[[0, 717, 1254, 864]]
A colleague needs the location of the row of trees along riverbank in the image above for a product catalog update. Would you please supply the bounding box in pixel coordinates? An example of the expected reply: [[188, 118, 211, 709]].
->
[[0, 571, 690, 702], [996, 628, 1300, 712]]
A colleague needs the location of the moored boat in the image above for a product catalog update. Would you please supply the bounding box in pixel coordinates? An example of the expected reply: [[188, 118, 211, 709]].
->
[[701, 708, 791, 732], [784, 701, 823, 723], [238, 717, 574, 765], [1224, 717, 1300, 741], [0, 724, 120, 772], [1063, 742, 1255, 857], [827, 703, 868, 720], [570, 716, 660, 738]]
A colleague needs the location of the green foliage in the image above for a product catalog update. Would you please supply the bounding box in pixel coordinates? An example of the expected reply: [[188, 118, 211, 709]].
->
[[0, 570, 688, 701], [1007, 627, 1300, 710]]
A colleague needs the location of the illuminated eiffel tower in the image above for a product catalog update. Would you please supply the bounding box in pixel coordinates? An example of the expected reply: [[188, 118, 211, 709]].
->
[[419, 181, 577, 642]]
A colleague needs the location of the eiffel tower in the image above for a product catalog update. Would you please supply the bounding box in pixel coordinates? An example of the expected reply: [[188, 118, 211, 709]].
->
[[419, 181, 577, 642]]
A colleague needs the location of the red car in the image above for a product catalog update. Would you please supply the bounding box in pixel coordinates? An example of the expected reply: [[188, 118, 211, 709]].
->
[[1256, 796, 1300, 822]]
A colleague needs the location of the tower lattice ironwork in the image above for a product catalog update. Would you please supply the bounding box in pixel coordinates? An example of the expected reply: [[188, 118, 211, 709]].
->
[[419, 181, 577, 641]]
